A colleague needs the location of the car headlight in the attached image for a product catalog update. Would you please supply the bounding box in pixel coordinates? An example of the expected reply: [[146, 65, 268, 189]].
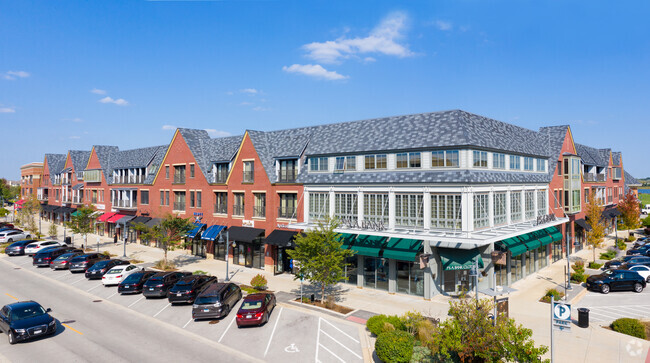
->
[[14, 329, 25, 333], [49, 320, 56, 326], [213, 302, 222, 307], [595, 281, 603, 284], [192, 304, 198, 308]]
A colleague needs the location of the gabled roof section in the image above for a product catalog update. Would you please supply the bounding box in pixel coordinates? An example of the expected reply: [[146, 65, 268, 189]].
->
[[176, 128, 243, 182], [247, 129, 311, 183], [111, 145, 166, 170], [612, 152, 622, 166], [91, 145, 120, 181], [574, 143, 609, 167], [538, 125, 569, 177], [45, 153, 66, 181], [69, 150, 91, 173], [624, 171, 642, 194]]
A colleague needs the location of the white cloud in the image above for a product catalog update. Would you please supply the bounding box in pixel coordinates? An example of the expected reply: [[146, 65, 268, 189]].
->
[[62, 117, 83, 122], [205, 129, 232, 137], [435, 20, 452, 31], [91, 88, 107, 95], [69, 136, 80, 139], [302, 12, 413, 64], [239, 101, 253, 106], [0, 107, 15, 113], [2, 71, 30, 80], [253, 106, 270, 112], [240, 88, 258, 94], [282, 64, 348, 81], [162, 125, 176, 131], [99, 96, 129, 106], [225, 91, 234, 95]]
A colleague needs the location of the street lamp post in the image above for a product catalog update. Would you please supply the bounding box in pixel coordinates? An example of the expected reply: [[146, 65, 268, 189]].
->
[[218, 231, 234, 281], [566, 230, 572, 291], [123, 222, 128, 258]]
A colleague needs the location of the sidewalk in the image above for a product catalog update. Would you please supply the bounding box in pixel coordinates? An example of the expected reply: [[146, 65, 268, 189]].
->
[[23, 216, 650, 362]]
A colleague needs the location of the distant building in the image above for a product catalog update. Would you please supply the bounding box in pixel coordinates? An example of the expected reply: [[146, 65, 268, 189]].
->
[[20, 162, 43, 200]]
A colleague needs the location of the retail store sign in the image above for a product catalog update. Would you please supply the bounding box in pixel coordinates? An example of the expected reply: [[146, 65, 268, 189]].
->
[[242, 220, 254, 227]]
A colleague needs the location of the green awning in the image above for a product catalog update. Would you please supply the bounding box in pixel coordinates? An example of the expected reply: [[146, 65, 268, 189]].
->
[[534, 229, 554, 247], [438, 248, 484, 271], [383, 238, 423, 261], [498, 237, 527, 257], [518, 232, 541, 251], [337, 233, 357, 249], [71, 211, 81, 217], [350, 235, 387, 257], [547, 226, 563, 242]]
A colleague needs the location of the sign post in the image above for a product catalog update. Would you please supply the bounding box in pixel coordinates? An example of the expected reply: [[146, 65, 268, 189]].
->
[[551, 297, 572, 362]]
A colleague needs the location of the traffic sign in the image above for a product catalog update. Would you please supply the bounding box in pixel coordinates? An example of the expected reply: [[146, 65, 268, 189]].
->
[[552, 301, 571, 331]]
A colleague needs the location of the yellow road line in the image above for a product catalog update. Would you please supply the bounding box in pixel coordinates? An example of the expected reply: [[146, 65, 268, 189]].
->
[[5, 293, 18, 301], [62, 323, 83, 335]]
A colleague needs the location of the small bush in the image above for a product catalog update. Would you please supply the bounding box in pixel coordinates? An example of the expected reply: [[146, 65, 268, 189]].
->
[[382, 322, 396, 333], [600, 250, 617, 260], [571, 272, 586, 283], [367, 315, 406, 336], [324, 295, 336, 310], [410, 345, 434, 363], [540, 288, 565, 303], [154, 259, 176, 271], [250, 274, 268, 290], [375, 330, 414, 363], [415, 319, 437, 347], [193, 270, 208, 275], [101, 251, 117, 257], [400, 310, 426, 336], [611, 318, 646, 339], [572, 261, 585, 274], [627, 235, 637, 242], [617, 240, 627, 250], [588, 262, 603, 269]]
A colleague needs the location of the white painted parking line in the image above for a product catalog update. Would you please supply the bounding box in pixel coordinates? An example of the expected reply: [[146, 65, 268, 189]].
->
[[20, 260, 33, 266], [218, 315, 237, 343], [71, 277, 87, 285], [318, 343, 345, 363], [153, 303, 171, 318], [182, 318, 193, 329], [107, 292, 117, 299], [264, 307, 283, 357], [321, 318, 360, 344], [87, 284, 102, 292], [128, 296, 145, 308], [54, 273, 71, 280], [315, 316, 322, 363], [320, 330, 363, 360]]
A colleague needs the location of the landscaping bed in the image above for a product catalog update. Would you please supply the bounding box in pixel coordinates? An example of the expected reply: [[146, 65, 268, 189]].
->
[[293, 297, 353, 314]]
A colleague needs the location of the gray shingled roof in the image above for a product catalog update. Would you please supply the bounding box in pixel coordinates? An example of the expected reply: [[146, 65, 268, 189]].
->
[[45, 154, 66, 183], [612, 152, 622, 166], [538, 125, 569, 178], [248, 129, 310, 183], [624, 171, 642, 194], [575, 143, 609, 167], [297, 169, 552, 185], [177, 128, 243, 182], [91, 145, 120, 181], [69, 150, 91, 173], [111, 146, 166, 169]]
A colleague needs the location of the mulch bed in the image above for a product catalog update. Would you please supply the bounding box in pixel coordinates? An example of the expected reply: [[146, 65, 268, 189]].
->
[[294, 298, 354, 314]]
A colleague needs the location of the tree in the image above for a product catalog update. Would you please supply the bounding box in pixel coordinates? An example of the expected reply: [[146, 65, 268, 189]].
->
[[287, 218, 355, 301], [0, 178, 20, 203], [66, 205, 96, 248], [0, 208, 8, 219], [17, 196, 41, 237], [48, 223, 58, 239], [430, 298, 549, 362], [132, 213, 194, 265], [585, 191, 606, 263], [618, 191, 641, 237]]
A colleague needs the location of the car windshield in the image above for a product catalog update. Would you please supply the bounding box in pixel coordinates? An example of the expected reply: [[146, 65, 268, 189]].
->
[[602, 270, 615, 276], [70, 256, 87, 262], [106, 268, 123, 275], [10, 305, 47, 321], [148, 276, 164, 282], [123, 273, 143, 283], [92, 261, 109, 269], [55, 253, 75, 261], [195, 296, 219, 305], [240, 300, 263, 310]]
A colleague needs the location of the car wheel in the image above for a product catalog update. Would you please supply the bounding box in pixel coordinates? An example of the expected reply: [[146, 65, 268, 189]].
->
[[7, 239, 11, 243], [223, 305, 230, 318], [634, 283, 644, 293], [8, 331, 15, 345], [601, 284, 610, 294], [646, 276, 650, 283]]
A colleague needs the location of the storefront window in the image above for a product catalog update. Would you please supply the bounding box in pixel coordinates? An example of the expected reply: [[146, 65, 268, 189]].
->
[[495, 263, 508, 286], [396, 261, 424, 296], [344, 256, 357, 285], [511, 254, 523, 282], [552, 241, 564, 262], [253, 244, 264, 270], [214, 242, 226, 261], [525, 250, 534, 275], [443, 269, 471, 294], [539, 246, 548, 268], [363, 257, 389, 291]]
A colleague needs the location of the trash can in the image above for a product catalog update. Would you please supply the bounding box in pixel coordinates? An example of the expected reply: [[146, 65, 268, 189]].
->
[[578, 308, 589, 328], [64, 237, 72, 245]]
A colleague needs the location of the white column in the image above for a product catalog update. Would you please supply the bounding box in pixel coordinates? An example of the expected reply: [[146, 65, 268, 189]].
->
[[533, 188, 539, 218], [329, 189, 335, 219], [521, 189, 527, 221], [506, 189, 512, 225], [388, 190, 396, 230], [303, 191, 310, 224], [463, 189, 473, 232], [423, 192, 431, 230], [357, 189, 364, 223]]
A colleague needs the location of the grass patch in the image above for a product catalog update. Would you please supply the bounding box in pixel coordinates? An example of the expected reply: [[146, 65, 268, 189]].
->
[[153, 259, 177, 271], [239, 284, 272, 294], [639, 192, 650, 207], [193, 270, 209, 275], [129, 259, 144, 264], [600, 250, 617, 260], [588, 262, 603, 269], [540, 288, 565, 303]]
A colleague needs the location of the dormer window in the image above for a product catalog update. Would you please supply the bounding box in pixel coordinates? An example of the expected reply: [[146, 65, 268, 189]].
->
[[431, 150, 459, 168], [309, 157, 328, 172], [472, 151, 487, 168], [335, 156, 356, 171], [396, 152, 421, 169], [213, 163, 229, 183], [279, 159, 298, 183]]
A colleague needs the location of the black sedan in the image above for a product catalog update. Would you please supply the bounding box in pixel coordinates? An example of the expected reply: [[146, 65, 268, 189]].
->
[[586, 269, 646, 294], [626, 245, 650, 256], [143, 271, 192, 298], [33, 247, 80, 267], [603, 255, 650, 269], [168, 275, 217, 304], [85, 259, 130, 279], [4, 240, 39, 256], [118, 271, 158, 294], [0, 301, 56, 344]]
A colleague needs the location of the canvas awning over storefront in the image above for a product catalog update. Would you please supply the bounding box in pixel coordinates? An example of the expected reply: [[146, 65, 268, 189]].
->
[[337, 233, 358, 249], [350, 235, 387, 257], [575, 218, 592, 231], [438, 247, 484, 271], [547, 226, 563, 242], [144, 218, 162, 228], [382, 238, 423, 261], [127, 216, 151, 227], [186, 223, 207, 239], [263, 230, 298, 248], [227, 226, 265, 243], [496, 237, 527, 257], [97, 212, 116, 222], [107, 213, 127, 223], [201, 225, 226, 241]]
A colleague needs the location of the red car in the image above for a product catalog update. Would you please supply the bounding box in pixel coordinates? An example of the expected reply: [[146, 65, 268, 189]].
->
[[236, 293, 276, 327]]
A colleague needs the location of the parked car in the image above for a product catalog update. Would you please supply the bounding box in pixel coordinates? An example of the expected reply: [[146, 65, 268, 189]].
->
[[4, 239, 39, 256], [118, 271, 157, 295], [0, 230, 31, 243], [24, 240, 66, 256], [85, 259, 130, 279], [603, 255, 650, 269], [32, 247, 80, 267], [69, 253, 109, 273], [626, 265, 650, 282], [192, 282, 242, 320], [102, 264, 142, 286], [143, 271, 192, 298], [633, 238, 650, 249], [236, 292, 276, 328], [0, 301, 56, 344], [0, 227, 19, 233], [0, 223, 14, 229], [626, 245, 650, 256], [168, 275, 217, 304], [50, 251, 85, 270], [586, 269, 646, 294]]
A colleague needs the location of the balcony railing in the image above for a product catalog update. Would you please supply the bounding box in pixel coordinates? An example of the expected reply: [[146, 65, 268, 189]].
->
[[233, 205, 244, 216], [173, 175, 186, 184], [113, 175, 146, 184], [253, 206, 265, 218], [173, 202, 185, 211], [213, 173, 228, 184], [584, 174, 606, 182], [113, 199, 137, 209], [37, 194, 48, 201], [214, 204, 227, 214], [278, 206, 297, 219], [279, 170, 297, 183], [72, 197, 83, 204]]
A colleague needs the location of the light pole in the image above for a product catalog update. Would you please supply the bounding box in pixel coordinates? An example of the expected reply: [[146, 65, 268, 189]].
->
[[218, 231, 235, 281], [566, 228, 572, 291], [123, 221, 128, 258]]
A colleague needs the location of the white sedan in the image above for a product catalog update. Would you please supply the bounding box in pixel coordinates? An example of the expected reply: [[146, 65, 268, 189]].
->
[[102, 265, 143, 286], [628, 265, 650, 282], [24, 240, 66, 256], [0, 230, 31, 243]]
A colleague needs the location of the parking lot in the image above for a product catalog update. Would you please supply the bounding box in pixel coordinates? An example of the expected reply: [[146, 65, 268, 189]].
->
[[576, 288, 650, 323], [2, 255, 365, 363]]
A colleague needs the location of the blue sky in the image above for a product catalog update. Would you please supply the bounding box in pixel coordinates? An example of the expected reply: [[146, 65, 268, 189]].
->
[[1, 1, 649, 178]]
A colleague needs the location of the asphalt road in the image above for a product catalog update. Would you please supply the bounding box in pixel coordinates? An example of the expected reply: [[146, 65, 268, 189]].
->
[[576, 287, 650, 323], [0, 258, 255, 363]]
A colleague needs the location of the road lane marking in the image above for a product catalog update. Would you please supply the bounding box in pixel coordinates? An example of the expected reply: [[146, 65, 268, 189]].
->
[[182, 318, 193, 329], [128, 296, 144, 307], [218, 314, 238, 343], [153, 303, 171, 317], [318, 343, 345, 363], [5, 293, 18, 301], [87, 284, 102, 292], [315, 315, 322, 363], [62, 323, 83, 335], [107, 292, 117, 299], [320, 329, 363, 360], [264, 307, 283, 357], [321, 318, 360, 343]]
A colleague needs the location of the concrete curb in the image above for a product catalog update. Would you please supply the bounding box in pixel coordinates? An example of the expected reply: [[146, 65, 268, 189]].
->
[[569, 285, 589, 305]]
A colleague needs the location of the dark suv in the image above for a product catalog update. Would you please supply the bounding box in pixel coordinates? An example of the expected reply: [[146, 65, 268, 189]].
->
[[85, 259, 130, 279], [33, 247, 80, 267], [118, 271, 157, 295], [5, 240, 39, 256], [168, 275, 217, 304], [586, 269, 646, 294], [192, 283, 242, 320], [603, 255, 650, 270], [69, 253, 109, 273], [143, 272, 191, 298]]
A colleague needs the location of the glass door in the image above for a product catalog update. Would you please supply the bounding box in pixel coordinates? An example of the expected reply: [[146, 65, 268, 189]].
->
[[275, 247, 284, 274], [245, 244, 253, 268]]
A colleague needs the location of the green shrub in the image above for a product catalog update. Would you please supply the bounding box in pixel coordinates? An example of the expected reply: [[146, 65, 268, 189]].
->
[[367, 315, 406, 336], [572, 261, 585, 274], [375, 330, 414, 363], [570, 272, 586, 283], [193, 270, 208, 275], [611, 318, 646, 339], [250, 274, 268, 290], [628, 235, 637, 242], [400, 310, 426, 335], [410, 345, 434, 363], [540, 288, 565, 303], [588, 262, 603, 269], [617, 240, 627, 250], [600, 250, 617, 260], [643, 216, 650, 228]]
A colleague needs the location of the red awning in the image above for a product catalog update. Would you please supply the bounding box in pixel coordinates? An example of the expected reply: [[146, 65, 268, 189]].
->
[[16, 200, 25, 204], [97, 212, 117, 222], [107, 213, 126, 223]]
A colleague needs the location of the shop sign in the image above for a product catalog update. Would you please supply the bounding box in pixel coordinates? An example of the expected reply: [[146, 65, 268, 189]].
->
[[96, 204, 105, 210], [242, 219, 254, 227], [534, 214, 557, 226], [340, 216, 386, 231], [491, 251, 507, 265]]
